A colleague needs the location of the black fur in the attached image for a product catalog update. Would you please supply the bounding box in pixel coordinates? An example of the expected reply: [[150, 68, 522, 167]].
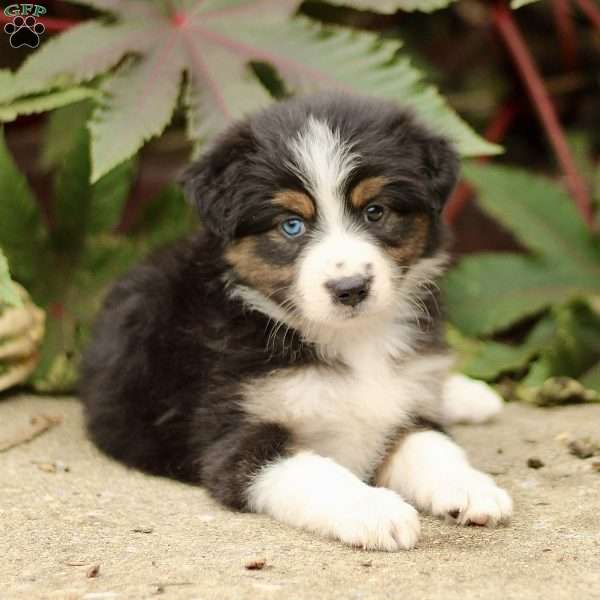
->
[[80, 93, 458, 510]]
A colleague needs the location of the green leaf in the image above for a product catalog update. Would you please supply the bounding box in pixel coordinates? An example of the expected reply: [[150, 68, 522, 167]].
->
[[131, 184, 195, 247], [463, 163, 600, 274], [0, 129, 45, 289], [183, 46, 272, 151], [0, 88, 97, 123], [41, 101, 93, 170], [448, 316, 556, 380], [8, 0, 495, 181], [444, 253, 600, 336], [323, 0, 455, 13], [89, 159, 137, 233], [223, 17, 500, 156], [13, 21, 161, 100], [0, 249, 22, 308], [0, 70, 19, 105], [581, 361, 600, 393], [51, 125, 93, 253], [89, 43, 185, 182], [32, 310, 80, 394], [522, 303, 600, 387]]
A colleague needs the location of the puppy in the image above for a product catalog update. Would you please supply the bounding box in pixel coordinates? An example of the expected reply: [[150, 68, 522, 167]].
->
[[80, 92, 511, 551]]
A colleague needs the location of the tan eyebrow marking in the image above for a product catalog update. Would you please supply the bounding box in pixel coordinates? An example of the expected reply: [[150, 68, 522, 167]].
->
[[350, 176, 388, 209], [225, 234, 294, 292], [273, 190, 315, 220], [385, 214, 431, 264]]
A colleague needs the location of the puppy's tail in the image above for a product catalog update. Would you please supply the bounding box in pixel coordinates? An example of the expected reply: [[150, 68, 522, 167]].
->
[[441, 373, 504, 425]]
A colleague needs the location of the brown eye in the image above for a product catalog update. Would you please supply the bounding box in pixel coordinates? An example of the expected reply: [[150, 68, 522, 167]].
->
[[364, 204, 385, 223]]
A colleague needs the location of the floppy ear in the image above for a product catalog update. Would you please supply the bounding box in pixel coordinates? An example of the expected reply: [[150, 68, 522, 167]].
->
[[421, 135, 460, 212], [180, 122, 256, 240]]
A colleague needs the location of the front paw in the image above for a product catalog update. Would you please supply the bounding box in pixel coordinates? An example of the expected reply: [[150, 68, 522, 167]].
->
[[334, 487, 421, 551], [427, 469, 513, 527]]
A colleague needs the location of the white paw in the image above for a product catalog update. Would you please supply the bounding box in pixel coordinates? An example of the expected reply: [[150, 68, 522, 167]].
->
[[427, 468, 513, 527], [442, 374, 503, 425], [334, 487, 421, 551]]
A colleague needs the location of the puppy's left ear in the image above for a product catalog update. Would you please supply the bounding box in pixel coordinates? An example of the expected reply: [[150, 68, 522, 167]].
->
[[180, 121, 256, 241], [422, 135, 460, 212]]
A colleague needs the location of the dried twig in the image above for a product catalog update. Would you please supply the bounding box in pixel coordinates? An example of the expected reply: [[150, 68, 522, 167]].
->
[[0, 415, 61, 453]]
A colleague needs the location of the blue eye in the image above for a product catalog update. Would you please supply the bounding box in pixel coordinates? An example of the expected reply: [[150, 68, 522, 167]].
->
[[281, 217, 306, 238]]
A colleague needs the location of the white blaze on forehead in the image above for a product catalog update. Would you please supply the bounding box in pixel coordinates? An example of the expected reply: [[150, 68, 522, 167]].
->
[[287, 116, 358, 227]]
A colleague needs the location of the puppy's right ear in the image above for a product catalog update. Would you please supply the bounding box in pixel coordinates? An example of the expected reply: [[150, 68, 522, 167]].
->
[[180, 122, 256, 241]]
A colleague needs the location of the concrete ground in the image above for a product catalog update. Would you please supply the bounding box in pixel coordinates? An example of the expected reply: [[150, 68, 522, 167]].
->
[[1, 395, 599, 600]]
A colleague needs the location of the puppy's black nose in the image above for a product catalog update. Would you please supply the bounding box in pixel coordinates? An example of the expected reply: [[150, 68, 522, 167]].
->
[[326, 275, 371, 307]]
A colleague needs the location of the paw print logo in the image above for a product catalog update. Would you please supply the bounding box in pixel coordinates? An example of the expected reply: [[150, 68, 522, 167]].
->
[[4, 15, 45, 49]]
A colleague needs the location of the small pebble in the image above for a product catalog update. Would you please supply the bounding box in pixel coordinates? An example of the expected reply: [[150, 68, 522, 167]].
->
[[245, 558, 267, 570], [86, 564, 100, 578], [527, 457, 545, 469], [568, 438, 599, 459], [132, 526, 154, 534]]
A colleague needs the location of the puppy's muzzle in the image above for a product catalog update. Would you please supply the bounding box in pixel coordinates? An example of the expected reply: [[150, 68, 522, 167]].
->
[[326, 275, 372, 307]]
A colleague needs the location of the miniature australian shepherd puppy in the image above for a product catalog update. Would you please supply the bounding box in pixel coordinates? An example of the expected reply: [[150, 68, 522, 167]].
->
[[81, 92, 512, 551]]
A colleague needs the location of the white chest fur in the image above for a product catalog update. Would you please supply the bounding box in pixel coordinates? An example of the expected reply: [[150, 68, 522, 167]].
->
[[243, 336, 451, 481]]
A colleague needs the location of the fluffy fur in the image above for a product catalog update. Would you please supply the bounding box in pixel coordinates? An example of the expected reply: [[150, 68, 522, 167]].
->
[[80, 92, 511, 551]]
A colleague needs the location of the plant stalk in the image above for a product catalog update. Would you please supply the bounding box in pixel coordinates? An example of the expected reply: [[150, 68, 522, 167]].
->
[[444, 101, 519, 225], [575, 0, 600, 31], [552, 0, 578, 71], [492, 0, 594, 228]]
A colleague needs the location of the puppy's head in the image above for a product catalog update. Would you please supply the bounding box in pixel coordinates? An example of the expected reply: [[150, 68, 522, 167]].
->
[[183, 93, 458, 333]]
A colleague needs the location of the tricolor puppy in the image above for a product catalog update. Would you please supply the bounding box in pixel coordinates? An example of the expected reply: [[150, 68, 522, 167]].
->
[[81, 93, 511, 551]]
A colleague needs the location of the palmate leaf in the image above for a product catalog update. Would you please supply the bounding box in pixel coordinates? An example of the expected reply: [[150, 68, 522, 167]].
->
[[324, 0, 455, 13], [0, 249, 22, 308], [221, 18, 498, 156], [463, 163, 600, 274], [41, 101, 93, 170], [130, 185, 196, 247], [0, 129, 46, 289], [522, 303, 600, 387], [0, 88, 97, 123], [0, 70, 18, 105], [9, 0, 497, 182], [445, 163, 600, 337], [448, 316, 556, 381], [8, 21, 162, 102], [444, 253, 600, 336], [89, 41, 185, 181], [31, 126, 145, 392]]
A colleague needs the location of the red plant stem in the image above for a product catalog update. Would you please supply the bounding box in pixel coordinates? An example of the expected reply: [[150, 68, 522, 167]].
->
[[444, 101, 519, 224], [0, 14, 80, 32], [552, 0, 578, 71], [492, 0, 594, 227], [576, 0, 600, 31]]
